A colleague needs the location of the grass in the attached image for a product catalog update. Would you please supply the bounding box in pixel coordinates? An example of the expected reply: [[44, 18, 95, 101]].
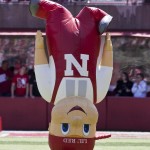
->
[[0, 137, 150, 150]]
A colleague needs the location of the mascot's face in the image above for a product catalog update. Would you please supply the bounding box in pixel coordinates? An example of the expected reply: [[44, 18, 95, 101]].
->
[[49, 97, 98, 138]]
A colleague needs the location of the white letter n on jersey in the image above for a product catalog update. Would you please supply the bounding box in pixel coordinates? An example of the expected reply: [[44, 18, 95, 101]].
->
[[64, 54, 89, 76]]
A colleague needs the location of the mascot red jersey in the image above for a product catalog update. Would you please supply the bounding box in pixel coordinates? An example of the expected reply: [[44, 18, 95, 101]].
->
[[30, 0, 112, 104]]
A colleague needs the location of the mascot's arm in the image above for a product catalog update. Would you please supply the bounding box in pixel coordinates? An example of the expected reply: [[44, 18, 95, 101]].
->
[[96, 33, 113, 103], [34, 31, 52, 102]]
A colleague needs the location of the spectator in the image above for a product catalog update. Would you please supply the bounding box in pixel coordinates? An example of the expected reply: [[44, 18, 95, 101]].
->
[[0, 60, 13, 96], [28, 69, 41, 98], [13, 60, 21, 75], [131, 73, 147, 98], [11, 66, 29, 98], [113, 72, 133, 96]]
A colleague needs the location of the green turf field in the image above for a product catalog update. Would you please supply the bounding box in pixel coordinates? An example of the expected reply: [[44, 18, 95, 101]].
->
[[0, 137, 150, 150]]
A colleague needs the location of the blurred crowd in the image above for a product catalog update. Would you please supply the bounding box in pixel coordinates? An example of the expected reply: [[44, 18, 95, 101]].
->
[[0, 60, 40, 98], [0, 59, 149, 99], [109, 71, 149, 98]]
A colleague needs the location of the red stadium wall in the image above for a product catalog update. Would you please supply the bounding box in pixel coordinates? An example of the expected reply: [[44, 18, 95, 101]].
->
[[1, 4, 150, 31], [0, 97, 150, 131], [106, 97, 150, 131], [0, 98, 49, 130], [0, 116, 2, 131], [95, 100, 107, 130]]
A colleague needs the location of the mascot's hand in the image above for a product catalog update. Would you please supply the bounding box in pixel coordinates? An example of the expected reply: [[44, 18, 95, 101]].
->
[[35, 30, 44, 50], [100, 32, 113, 67], [35, 30, 48, 65]]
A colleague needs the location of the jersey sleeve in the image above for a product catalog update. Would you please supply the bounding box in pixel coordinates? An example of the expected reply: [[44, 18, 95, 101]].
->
[[30, 0, 60, 19], [88, 7, 112, 34]]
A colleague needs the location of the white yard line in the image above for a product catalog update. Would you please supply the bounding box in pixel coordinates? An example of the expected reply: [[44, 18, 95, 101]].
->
[[0, 131, 150, 138]]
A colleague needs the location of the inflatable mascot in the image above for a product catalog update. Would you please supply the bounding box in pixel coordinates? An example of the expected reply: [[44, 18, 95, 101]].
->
[[30, 0, 113, 149]]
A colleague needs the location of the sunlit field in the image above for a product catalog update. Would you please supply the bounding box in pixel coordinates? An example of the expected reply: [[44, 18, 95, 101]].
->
[[0, 137, 150, 150]]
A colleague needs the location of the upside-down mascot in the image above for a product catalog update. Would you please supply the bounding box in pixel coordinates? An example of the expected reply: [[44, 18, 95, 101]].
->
[[30, 0, 113, 149]]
